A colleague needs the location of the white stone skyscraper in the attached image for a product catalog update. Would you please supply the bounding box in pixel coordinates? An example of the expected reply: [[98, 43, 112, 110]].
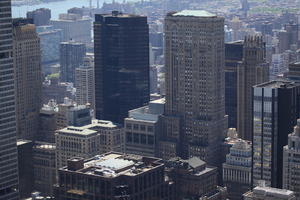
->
[[283, 119, 300, 199], [159, 10, 227, 167], [0, 0, 19, 199]]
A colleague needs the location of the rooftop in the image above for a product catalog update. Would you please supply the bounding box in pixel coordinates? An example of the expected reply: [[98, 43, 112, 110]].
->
[[252, 186, 295, 198], [171, 10, 216, 17], [63, 153, 163, 178], [254, 80, 299, 89]]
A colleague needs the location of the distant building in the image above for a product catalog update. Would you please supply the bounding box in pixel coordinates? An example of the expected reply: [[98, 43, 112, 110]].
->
[[55, 119, 124, 169], [288, 62, 300, 81], [54, 153, 175, 200], [252, 81, 300, 188], [51, 13, 92, 44], [13, 19, 42, 140], [285, 22, 299, 49], [222, 137, 251, 200], [225, 40, 244, 128], [36, 26, 62, 66], [38, 103, 58, 143], [42, 77, 75, 104], [243, 185, 296, 200], [237, 35, 269, 141], [124, 98, 164, 157], [94, 11, 150, 124], [75, 54, 95, 109], [60, 41, 86, 83], [17, 140, 34, 199], [27, 8, 51, 26], [283, 119, 300, 199], [33, 142, 56, 196], [165, 157, 227, 200]]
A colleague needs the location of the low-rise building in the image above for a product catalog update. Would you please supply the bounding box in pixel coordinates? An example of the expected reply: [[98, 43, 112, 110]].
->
[[243, 185, 296, 200], [124, 98, 164, 157]]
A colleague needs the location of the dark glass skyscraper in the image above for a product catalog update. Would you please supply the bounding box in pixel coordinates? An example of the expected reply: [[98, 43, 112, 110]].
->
[[94, 11, 149, 124], [225, 41, 244, 129], [252, 81, 300, 188], [0, 0, 19, 199]]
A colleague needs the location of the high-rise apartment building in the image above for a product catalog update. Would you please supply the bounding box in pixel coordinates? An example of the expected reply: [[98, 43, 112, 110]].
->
[[252, 81, 300, 188], [283, 119, 300, 199], [225, 40, 244, 128], [13, 18, 42, 140], [75, 54, 95, 109], [237, 36, 269, 141], [60, 41, 86, 83], [125, 98, 165, 157], [159, 10, 227, 167], [222, 138, 252, 200], [94, 11, 150, 124], [26, 8, 51, 26], [0, 1, 20, 199]]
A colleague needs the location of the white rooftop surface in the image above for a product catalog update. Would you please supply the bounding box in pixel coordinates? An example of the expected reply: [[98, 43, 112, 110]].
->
[[173, 10, 216, 17], [95, 158, 135, 170], [254, 186, 294, 197], [58, 126, 97, 135]]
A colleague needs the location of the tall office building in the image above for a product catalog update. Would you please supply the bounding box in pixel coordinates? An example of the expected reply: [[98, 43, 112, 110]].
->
[[283, 119, 300, 199], [222, 138, 252, 200], [225, 40, 244, 128], [159, 10, 227, 167], [252, 81, 300, 188], [75, 54, 95, 109], [94, 11, 150, 124], [237, 36, 269, 141], [0, 0, 19, 199], [13, 19, 42, 140], [60, 41, 86, 83]]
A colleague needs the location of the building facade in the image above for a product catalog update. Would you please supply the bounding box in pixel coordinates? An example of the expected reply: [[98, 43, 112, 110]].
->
[[283, 119, 300, 199], [125, 98, 164, 157], [13, 19, 42, 140], [54, 153, 175, 200], [225, 40, 244, 128], [237, 35, 269, 141], [222, 138, 251, 200], [51, 13, 92, 44], [33, 142, 56, 196], [159, 10, 227, 167], [55, 119, 124, 169], [252, 81, 300, 188], [75, 54, 95, 109], [94, 11, 150, 124], [60, 41, 86, 83], [0, 1, 20, 199]]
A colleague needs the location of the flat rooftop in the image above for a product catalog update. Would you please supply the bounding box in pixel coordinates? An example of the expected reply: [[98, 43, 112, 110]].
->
[[64, 153, 163, 178], [254, 80, 299, 89], [253, 186, 295, 198], [171, 10, 216, 17]]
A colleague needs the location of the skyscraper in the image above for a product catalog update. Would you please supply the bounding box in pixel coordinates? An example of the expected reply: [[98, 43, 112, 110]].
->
[[252, 81, 300, 188], [26, 8, 51, 26], [225, 40, 244, 128], [0, 0, 19, 199], [94, 11, 149, 124], [159, 10, 227, 166], [283, 119, 300, 199], [237, 36, 269, 141], [60, 41, 86, 83], [13, 18, 42, 140], [75, 54, 95, 109]]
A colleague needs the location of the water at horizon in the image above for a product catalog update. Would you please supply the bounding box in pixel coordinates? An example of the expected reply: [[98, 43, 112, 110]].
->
[[12, 0, 132, 19]]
